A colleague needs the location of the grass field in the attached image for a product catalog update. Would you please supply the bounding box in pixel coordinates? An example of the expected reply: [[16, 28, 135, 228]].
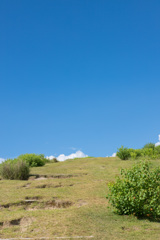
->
[[0, 157, 160, 239]]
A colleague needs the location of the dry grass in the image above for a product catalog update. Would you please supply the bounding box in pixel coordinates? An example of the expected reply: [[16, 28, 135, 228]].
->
[[0, 157, 160, 239]]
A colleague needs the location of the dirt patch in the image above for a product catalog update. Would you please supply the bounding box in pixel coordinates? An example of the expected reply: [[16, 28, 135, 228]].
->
[[0, 199, 73, 211], [2, 218, 21, 228], [46, 199, 72, 208], [25, 196, 42, 200], [17, 173, 87, 187], [77, 200, 88, 208], [18, 182, 31, 188], [1, 217, 33, 232], [50, 174, 76, 179], [35, 183, 62, 188], [28, 199, 73, 210], [30, 173, 83, 180], [35, 183, 48, 188], [10, 219, 21, 225], [20, 217, 33, 232], [0, 200, 39, 209], [35, 177, 46, 181], [121, 226, 140, 232], [0, 203, 10, 209], [28, 176, 37, 180]]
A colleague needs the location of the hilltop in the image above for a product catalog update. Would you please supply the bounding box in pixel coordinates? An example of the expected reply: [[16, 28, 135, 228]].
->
[[0, 157, 160, 239]]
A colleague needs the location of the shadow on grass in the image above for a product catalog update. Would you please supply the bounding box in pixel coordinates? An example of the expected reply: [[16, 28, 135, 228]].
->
[[112, 209, 160, 223], [137, 216, 160, 223]]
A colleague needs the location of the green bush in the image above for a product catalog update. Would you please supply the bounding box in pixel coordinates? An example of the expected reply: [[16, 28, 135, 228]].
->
[[128, 149, 143, 159], [143, 143, 155, 150], [155, 145, 160, 155], [107, 161, 160, 218], [142, 148, 155, 159], [117, 145, 160, 160], [116, 146, 131, 160], [18, 153, 46, 167], [0, 159, 30, 180], [135, 149, 143, 158]]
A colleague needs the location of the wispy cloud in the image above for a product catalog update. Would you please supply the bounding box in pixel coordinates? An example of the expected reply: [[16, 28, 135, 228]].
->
[[69, 147, 77, 151]]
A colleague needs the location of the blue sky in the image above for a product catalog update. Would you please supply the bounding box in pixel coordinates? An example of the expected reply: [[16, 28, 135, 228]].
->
[[0, 0, 160, 159]]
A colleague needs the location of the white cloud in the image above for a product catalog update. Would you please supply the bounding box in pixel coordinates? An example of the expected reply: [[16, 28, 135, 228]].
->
[[111, 153, 116, 157], [46, 155, 56, 160], [106, 153, 116, 158], [155, 142, 160, 147], [0, 158, 5, 163], [57, 150, 88, 162]]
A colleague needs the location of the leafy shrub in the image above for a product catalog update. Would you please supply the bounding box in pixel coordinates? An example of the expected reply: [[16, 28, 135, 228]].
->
[[143, 143, 155, 150], [155, 145, 160, 155], [128, 148, 154, 159], [107, 161, 160, 218], [116, 146, 131, 160], [117, 145, 160, 160], [0, 159, 30, 180], [130, 151, 137, 159], [18, 153, 46, 167], [142, 148, 154, 158], [128, 149, 142, 159], [135, 149, 143, 158]]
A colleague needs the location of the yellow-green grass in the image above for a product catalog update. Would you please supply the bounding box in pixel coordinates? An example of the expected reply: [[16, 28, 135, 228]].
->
[[0, 157, 160, 239]]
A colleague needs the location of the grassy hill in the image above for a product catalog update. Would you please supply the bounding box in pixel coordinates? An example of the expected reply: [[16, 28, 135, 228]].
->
[[0, 157, 160, 239]]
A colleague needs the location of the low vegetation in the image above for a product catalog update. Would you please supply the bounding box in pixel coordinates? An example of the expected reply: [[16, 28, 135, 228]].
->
[[18, 153, 47, 167], [107, 160, 160, 219], [0, 159, 30, 180], [117, 144, 160, 160], [0, 152, 160, 239], [0, 154, 58, 180]]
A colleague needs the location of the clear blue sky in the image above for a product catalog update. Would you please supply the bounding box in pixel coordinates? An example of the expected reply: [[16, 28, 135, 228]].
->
[[0, 0, 160, 159]]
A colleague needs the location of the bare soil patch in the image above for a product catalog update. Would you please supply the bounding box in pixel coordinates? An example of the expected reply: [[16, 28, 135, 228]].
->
[[30, 174, 77, 179], [0, 199, 73, 211], [29, 173, 87, 180], [18, 182, 31, 188], [35, 183, 74, 189], [0, 217, 33, 232], [35, 183, 62, 188], [25, 196, 42, 200], [2, 218, 21, 228], [77, 200, 88, 208], [20, 217, 33, 232]]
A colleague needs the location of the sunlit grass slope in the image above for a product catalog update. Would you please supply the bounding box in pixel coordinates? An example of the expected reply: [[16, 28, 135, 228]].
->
[[0, 157, 160, 239]]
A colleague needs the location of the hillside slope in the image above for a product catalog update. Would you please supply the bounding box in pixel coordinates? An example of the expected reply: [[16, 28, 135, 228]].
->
[[0, 157, 160, 239]]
